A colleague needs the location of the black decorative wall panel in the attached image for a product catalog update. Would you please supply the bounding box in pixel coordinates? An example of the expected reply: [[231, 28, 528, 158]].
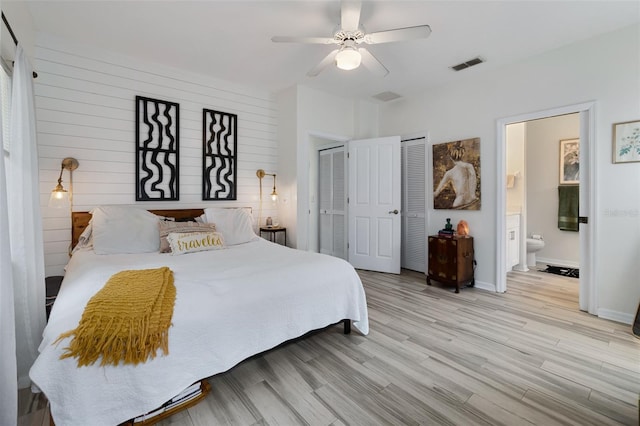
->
[[202, 109, 237, 200], [135, 96, 179, 201]]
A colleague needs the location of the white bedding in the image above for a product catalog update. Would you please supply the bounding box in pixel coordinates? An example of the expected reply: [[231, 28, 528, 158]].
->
[[29, 239, 368, 426]]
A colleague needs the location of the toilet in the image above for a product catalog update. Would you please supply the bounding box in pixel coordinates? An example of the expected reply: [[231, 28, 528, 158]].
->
[[526, 237, 545, 267]]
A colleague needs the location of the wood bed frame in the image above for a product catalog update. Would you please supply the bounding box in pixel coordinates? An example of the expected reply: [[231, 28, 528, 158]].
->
[[51, 381, 211, 426], [72, 209, 205, 249]]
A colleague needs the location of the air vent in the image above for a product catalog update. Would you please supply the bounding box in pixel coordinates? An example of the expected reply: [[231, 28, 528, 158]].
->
[[451, 56, 485, 72], [372, 91, 402, 102]]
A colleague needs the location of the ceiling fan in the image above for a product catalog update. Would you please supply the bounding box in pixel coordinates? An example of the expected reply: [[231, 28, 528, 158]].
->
[[272, 0, 431, 77]]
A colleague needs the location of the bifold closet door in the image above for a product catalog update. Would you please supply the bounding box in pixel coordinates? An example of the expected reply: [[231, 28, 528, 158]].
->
[[319, 147, 346, 259], [401, 139, 427, 272]]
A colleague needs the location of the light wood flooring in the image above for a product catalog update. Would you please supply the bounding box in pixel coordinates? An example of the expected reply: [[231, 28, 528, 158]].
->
[[19, 268, 640, 425]]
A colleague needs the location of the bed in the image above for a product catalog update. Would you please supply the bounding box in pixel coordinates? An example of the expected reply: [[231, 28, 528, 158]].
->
[[29, 207, 369, 426]]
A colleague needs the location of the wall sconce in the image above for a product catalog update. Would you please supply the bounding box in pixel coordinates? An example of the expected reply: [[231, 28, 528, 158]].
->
[[256, 169, 277, 202], [49, 157, 79, 209]]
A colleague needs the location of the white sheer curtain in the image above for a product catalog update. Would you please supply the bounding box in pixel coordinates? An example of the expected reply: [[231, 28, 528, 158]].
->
[[9, 45, 46, 389], [0, 85, 18, 426]]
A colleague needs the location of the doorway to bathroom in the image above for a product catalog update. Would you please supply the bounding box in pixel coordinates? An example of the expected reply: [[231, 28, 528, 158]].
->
[[506, 113, 580, 273], [496, 101, 596, 315]]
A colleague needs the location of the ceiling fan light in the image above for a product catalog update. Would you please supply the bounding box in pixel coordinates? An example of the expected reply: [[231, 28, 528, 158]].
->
[[335, 47, 361, 70]]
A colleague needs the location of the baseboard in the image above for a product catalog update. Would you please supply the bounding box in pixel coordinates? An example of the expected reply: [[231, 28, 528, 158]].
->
[[536, 256, 579, 269], [473, 280, 497, 293], [597, 308, 634, 325]]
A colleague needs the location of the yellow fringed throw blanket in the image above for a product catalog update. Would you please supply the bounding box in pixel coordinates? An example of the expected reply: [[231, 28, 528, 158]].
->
[[56, 267, 176, 367]]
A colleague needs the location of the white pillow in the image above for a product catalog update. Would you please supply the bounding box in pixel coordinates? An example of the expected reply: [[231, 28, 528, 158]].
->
[[71, 222, 93, 254], [203, 208, 257, 246], [167, 231, 225, 255], [91, 206, 160, 254]]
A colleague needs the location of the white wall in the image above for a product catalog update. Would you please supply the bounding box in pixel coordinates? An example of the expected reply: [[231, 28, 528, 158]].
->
[[379, 24, 640, 321], [506, 123, 524, 214], [277, 85, 378, 250], [506, 122, 526, 271], [275, 85, 297, 247], [35, 34, 279, 276], [526, 114, 580, 267], [295, 86, 354, 251]]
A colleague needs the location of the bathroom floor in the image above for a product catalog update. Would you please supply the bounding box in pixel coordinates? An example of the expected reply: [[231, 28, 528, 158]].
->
[[507, 264, 579, 307], [540, 264, 579, 278]]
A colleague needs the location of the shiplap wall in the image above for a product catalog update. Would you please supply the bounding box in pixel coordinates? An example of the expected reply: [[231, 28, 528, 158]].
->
[[34, 35, 279, 276]]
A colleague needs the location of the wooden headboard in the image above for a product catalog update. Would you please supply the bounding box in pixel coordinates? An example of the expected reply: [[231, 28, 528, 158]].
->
[[71, 209, 205, 249]]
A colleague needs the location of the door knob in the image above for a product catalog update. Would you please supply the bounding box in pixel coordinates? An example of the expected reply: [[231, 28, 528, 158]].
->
[[388, 209, 399, 214]]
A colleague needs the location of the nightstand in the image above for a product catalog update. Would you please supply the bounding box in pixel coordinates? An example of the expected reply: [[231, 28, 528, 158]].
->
[[45, 276, 64, 321], [259, 227, 286, 246], [427, 235, 474, 293]]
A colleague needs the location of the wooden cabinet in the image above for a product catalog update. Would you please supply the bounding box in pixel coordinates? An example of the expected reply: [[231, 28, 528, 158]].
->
[[427, 235, 474, 293]]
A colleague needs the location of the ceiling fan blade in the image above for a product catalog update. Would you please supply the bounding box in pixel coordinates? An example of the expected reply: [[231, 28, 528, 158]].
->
[[272, 36, 336, 44], [364, 25, 432, 44], [359, 48, 389, 77], [341, 0, 362, 32], [307, 49, 340, 77]]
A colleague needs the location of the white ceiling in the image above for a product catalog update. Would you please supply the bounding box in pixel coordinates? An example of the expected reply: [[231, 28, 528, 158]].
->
[[22, 1, 640, 102]]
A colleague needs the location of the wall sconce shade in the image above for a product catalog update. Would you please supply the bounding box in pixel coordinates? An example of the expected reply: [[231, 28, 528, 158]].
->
[[49, 157, 78, 209], [270, 175, 278, 201], [256, 169, 277, 202], [49, 186, 69, 209]]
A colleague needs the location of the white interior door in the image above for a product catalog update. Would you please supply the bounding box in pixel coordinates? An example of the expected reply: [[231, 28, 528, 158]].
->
[[319, 147, 347, 259], [348, 136, 401, 273], [401, 138, 427, 272]]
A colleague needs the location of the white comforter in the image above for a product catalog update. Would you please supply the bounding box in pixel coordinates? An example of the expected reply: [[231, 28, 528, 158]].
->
[[30, 239, 368, 426]]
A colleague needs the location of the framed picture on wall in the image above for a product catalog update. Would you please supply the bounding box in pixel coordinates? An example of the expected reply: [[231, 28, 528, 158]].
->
[[432, 138, 481, 210], [135, 96, 180, 201], [612, 119, 640, 163], [202, 108, 238, 200], [559, 138, 579, 185]]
